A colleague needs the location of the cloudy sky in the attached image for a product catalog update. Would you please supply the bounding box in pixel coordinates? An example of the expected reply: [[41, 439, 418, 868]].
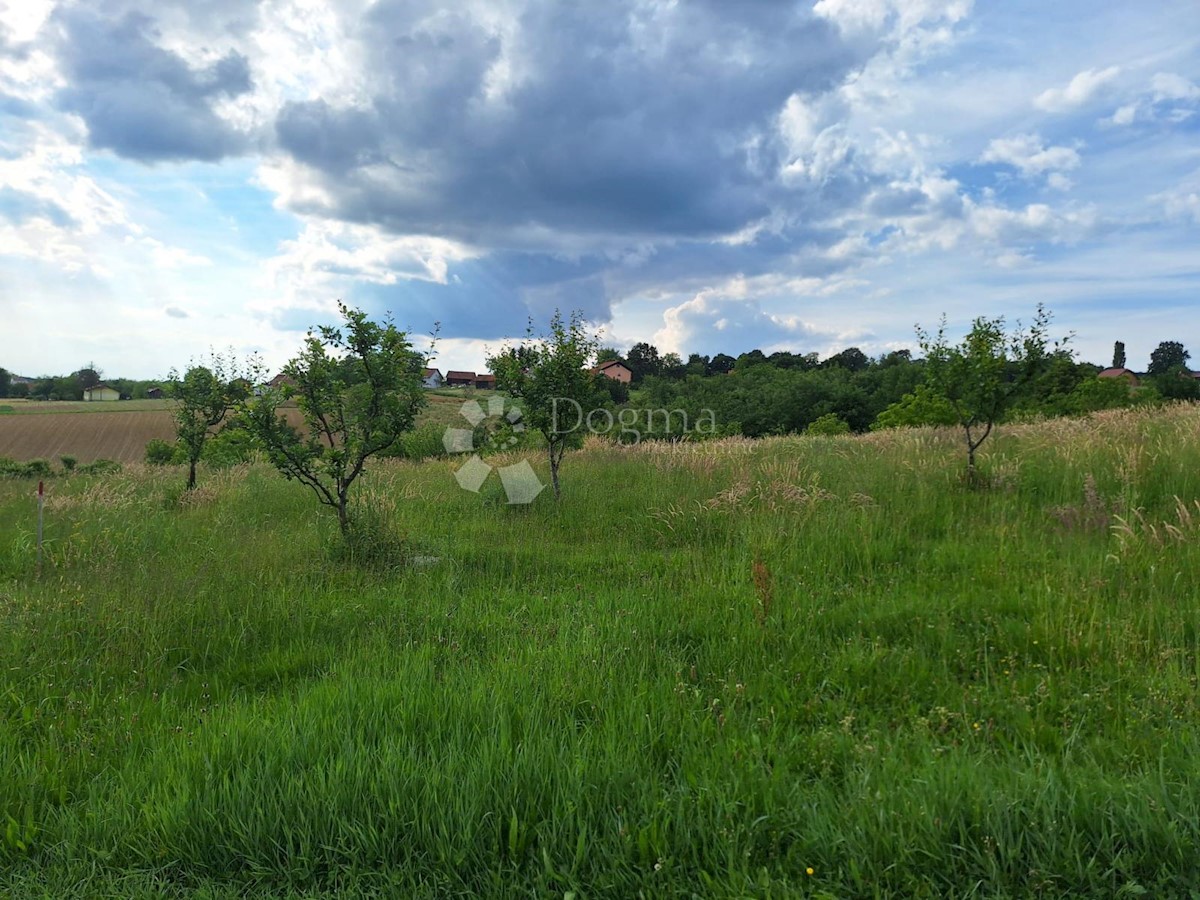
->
[[1, 0, 1197, 380]]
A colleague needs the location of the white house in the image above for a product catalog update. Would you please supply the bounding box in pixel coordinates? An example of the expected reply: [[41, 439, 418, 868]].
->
[[423, 367, 444, 388], [83, 383, 120, 402]]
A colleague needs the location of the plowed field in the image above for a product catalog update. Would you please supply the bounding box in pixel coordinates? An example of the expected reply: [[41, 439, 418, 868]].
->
[[0, 408, 306, 463]]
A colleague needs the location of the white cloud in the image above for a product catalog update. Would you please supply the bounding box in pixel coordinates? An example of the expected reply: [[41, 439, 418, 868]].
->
[[1105, 71, 1200, 126], [1034, 66, 1120, 112], [653, 283, 835, 356], [981, 133, 1080, 177], [1151, 72, 1200, 103]]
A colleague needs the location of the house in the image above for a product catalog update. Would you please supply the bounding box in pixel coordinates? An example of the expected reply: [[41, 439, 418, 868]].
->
[[146, 386, 164, 399], [268, 373, 297, 390], [445, 370, 476, 387], [83, 383, 120, 402], [474, 373, 496, 390], [423, 368, 444, 388], [1097, 367, 1140, 386], [592, 359, 633, 383]]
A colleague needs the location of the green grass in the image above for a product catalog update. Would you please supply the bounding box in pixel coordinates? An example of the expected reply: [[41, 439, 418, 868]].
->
[[1, 406, 1199, 896]]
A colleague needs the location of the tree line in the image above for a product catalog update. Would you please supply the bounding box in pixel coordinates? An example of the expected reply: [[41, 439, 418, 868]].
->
[[627, 334, 1196, 441], [0, 365, 162, 401]]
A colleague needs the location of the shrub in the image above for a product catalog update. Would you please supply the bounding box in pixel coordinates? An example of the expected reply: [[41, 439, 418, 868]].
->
[[203, 421, 260, 467], [59, 455, 77, 473], [144, 439, 179, 466], [77, 459, 122, 476], [22, 459, 52, 479], [0, 457, 38, 478], [807, 412, 851, 436]]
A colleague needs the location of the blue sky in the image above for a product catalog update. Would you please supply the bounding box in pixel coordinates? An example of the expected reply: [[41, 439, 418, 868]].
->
[[1, 0, 1196, 379]]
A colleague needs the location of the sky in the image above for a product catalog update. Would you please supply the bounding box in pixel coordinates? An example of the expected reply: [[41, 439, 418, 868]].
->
[[0, 0, 1197, 381]]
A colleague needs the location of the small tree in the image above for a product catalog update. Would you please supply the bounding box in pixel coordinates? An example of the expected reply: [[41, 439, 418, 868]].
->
[[488, 310, 603, 499], [917, 305, 1063, 480], [243, 302, 427, 534], [1112, 341, 1126, 370], [169, 354, 256, 490]]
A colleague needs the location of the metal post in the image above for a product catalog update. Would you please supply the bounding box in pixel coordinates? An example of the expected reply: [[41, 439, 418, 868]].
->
[[36, 480, 44, 577]]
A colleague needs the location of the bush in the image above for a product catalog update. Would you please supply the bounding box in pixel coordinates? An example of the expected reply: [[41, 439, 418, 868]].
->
[[807, 412, 851, 436], [0, 458, 53, 479], [203, 422, 260, 468], [77, 459, 122, 476], [145, 439, 179, 466], [59, 455, 77, 473]]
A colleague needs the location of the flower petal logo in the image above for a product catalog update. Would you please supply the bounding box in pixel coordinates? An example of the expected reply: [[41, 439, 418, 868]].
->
[[443, 397, 545, 504]]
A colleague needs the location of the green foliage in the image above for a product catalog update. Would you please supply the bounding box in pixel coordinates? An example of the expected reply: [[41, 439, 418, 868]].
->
[[144, 439, 179, 466], [76, 459, 122, 476], [58, 455, 76, 473], [244, 301, 427, 534], [806, 412, 851, 435], [624, 341, 661, 381], [1151, 365, 1200, 401], [1065, 376, 1135, 415], [1147, 340, 1189, 376], [1112, 340, 1126, 369], [202, 418, 261, 468], [0, 457, 52, 479], [488, 309, 604, 498], [872, 383, 959, 429]]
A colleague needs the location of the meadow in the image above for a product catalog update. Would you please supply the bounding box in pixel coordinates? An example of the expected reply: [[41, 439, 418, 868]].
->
[[1, 405, 1199, 896]]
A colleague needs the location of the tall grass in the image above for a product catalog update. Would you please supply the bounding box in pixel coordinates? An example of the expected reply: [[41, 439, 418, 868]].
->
[[1, 405, 1199, 896]]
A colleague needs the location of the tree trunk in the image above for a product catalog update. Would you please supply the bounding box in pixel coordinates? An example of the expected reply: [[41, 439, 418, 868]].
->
[[187, 458, 197, 490], [337, 495, 350, 534], [549, 448, 561, 499]]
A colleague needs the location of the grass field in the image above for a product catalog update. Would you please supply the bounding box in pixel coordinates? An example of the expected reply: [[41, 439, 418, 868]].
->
[[0, 389, 496, 464], [2, 405, 1199, 896]]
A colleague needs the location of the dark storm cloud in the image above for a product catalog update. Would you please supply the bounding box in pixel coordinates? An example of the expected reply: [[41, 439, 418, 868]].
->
[[355, 252, 615, 341], [273, 1, 861, 244], [52, 5, 252, 162]]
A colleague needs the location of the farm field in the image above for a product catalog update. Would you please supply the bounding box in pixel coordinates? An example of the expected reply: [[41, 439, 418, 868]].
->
[[2, 405, 1200, 896], [0, 399, 174, 414], [0, 390, 497, 464]]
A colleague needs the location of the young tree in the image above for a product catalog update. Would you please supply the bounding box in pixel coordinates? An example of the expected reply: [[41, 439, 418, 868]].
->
[[917, 305, 1063, 480], [243, 302, 427, 534], [169, 353, 257, 490], [488, 309, 603, 499]]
